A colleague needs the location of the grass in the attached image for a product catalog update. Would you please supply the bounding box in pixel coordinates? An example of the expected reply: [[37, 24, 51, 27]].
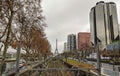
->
[[63, 59, 94, 69], [63, 59, 107, 76], [63, 59, 96, 74]]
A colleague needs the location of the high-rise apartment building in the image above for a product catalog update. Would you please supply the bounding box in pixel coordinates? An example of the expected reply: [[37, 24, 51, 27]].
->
[[90, 1, 119, 50], [78, 32, 91, 50], [67, 34, 76, 51]]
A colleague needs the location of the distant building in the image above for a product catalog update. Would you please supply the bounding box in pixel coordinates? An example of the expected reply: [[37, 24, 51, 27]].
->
[[64, 42, 67, 52], [78, 32, 91, 50], [119, 24, 120, 40], [90, 1, 119, 50], [67, 34, 76, 51]]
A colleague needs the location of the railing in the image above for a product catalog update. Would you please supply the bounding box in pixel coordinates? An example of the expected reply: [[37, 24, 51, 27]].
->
[[31, 68, 96, 71], [18, 68, 97, 76], [101, 68, 120, 76]]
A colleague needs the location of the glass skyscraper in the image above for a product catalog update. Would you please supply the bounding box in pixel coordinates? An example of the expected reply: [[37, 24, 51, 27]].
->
[[90, 1, 119, 50], [67, 34, 76, 51]]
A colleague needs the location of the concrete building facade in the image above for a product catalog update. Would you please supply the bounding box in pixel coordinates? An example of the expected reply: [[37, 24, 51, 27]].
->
[[78, 32, 91, 50]]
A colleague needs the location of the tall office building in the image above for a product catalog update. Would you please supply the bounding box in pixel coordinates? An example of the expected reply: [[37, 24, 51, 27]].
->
[[90, 1, 119, 50], [67, 34, 76, 51], [64, 42, 67, 52], [119, 24, 120, 40], [78, 32, 91, 50]]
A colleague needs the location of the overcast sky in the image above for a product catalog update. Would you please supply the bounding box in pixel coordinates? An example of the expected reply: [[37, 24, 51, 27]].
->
[[41, 0, 120, 53]]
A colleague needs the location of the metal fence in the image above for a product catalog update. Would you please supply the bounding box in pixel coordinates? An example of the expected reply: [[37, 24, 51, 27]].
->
[[102, 68, 120, 76]]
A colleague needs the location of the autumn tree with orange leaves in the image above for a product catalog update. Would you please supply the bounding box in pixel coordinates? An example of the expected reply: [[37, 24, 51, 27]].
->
[[21, 26, 51, 62], [0, 0, 51, 75]]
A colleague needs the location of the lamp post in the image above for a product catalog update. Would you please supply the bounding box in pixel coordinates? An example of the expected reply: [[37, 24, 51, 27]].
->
[[96, 42, 101, 76], [112, 44, 115, 71]]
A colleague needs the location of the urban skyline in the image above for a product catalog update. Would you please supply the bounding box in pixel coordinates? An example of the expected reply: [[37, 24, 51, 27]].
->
[[42, 0, 120, 53], [0, 1, 119, 76], [64, 32, 91, 52]]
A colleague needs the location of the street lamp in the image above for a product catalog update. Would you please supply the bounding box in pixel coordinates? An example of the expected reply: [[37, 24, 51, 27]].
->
[[96, 41, 101, 76], [112, 44, 115, 71], [94, 36, 101, 76]]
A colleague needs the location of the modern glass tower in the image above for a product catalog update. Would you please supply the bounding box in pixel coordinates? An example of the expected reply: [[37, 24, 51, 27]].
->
[[90, 1, 119, 50], [67, 34, 76, 51]]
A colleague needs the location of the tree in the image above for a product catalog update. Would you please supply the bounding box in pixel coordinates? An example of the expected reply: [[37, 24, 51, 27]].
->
[[0, 0, 51, 75], [0, 0, 23, 75]]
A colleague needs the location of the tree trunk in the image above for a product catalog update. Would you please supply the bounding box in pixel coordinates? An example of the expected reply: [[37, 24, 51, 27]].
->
[[0, 12, 13, 76]]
